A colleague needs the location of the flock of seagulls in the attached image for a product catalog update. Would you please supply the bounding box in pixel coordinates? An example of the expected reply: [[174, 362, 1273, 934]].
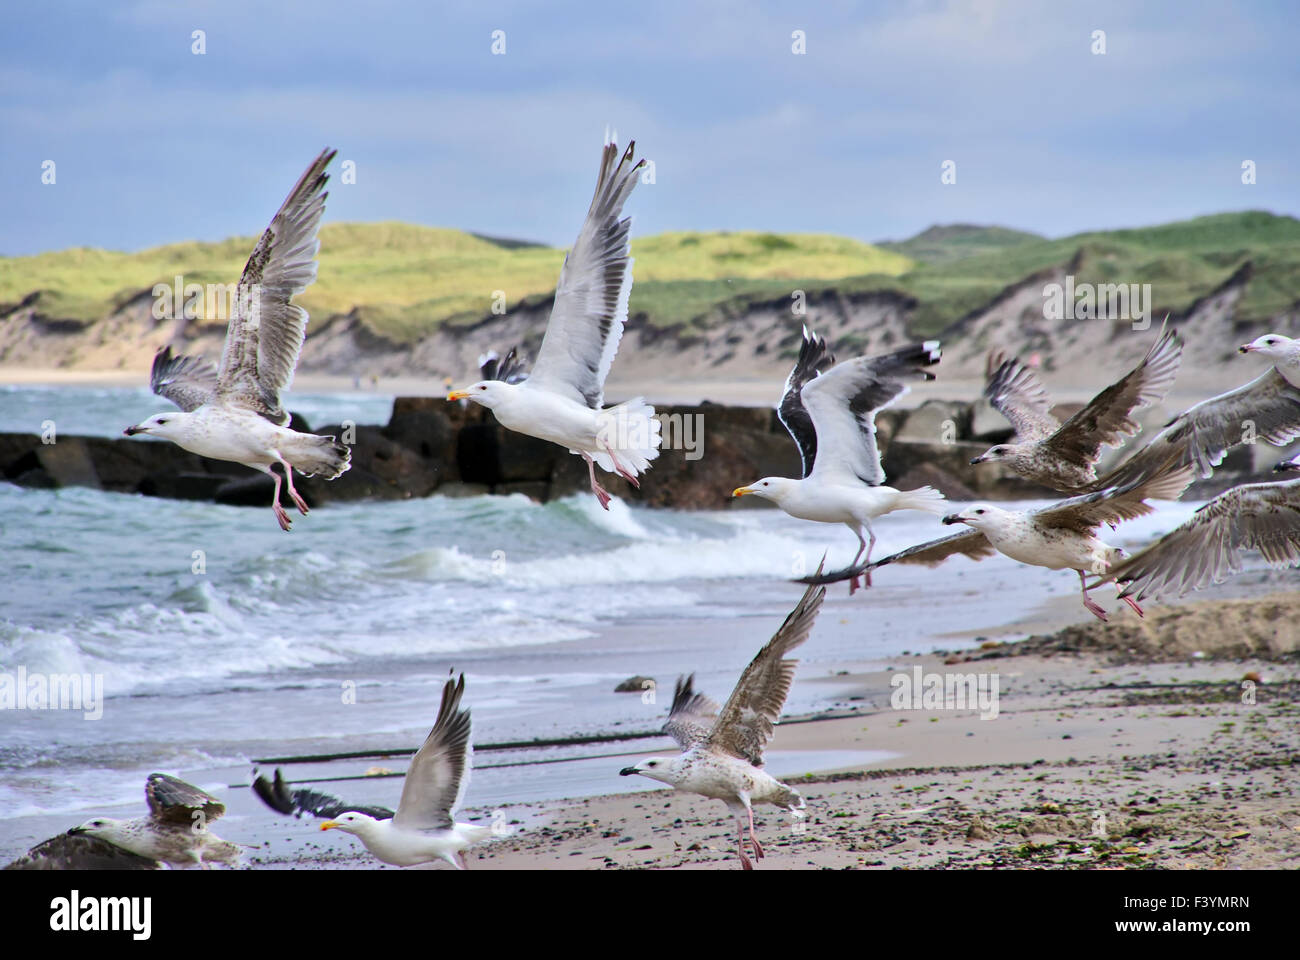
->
[[10, 136, 1299, 872]]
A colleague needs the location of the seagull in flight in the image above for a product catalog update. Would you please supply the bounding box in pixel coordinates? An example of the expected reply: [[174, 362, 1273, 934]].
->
[[733, 329, 946, 592], [1090, 456, 1300, 601], [317, 674, 493, 869], [124, 149, 351, 531], [971, 323, 1183, 490], [620, 579, 825, 870], [799, 458, 1195, 622], [447, 135, 660, 510]]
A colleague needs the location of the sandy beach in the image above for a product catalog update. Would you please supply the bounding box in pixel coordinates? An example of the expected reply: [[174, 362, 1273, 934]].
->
[[218, 584, 1298, 872]]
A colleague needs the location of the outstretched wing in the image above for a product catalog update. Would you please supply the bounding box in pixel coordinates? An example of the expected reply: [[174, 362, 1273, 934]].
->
[[149, 345, 218, 412], [216, 148, 335, 423], [251, 768, 395, 821], [1042, 323, 1183, 475], [1104, 368, 1300, 482], [984, 355, 1058, 442], [1095, 478, 1300, 600], [145, 773, 225, 826], [662, 674, 720, 750], [4, 834, 161, 871], [777, 328, 835, 478], [523, 137, 645, 409], [478, 347, 528, 384], [801, 341, 942, 485], [795, 528, 994, 586], [1033, 456, 1195, 535], [706, 581, 825, 767], [392, 674, 473, 831]]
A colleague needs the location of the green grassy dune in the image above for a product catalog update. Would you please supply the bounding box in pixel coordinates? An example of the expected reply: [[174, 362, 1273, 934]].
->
[[1, 211, 1296, 344]]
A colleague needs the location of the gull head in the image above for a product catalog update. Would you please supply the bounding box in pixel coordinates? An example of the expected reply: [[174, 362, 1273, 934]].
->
[[319, 811, 380, 837], [1239, 334, 1297, 359], [447, 380, 514, 410], [619, 757, 679, 786], [124, 412, 188, 441], [970, 443, 1016, 466], [68, 817, 129, 846], [733, 477, 795, 503], [942, 504, 1003, 530]]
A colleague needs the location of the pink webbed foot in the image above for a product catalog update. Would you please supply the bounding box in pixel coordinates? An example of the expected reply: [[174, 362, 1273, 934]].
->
[[1082, 597, 1109, 622], [739, 850, 754, 870], [272, 502, 293, 532], [1121, 594, 1144, 618], [591, 481, 612, 510], [849, 576, 860, 596]]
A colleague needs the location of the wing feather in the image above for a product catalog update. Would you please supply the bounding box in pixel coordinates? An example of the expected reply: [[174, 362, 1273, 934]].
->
[[216, 148, 335, 423], [794, 528, 994, 585], [1095, 478, 1300, 599], [983, 356, 1058, 441], [777, 328, 835, 478], [1042, 323, 1183, 473], [802, 341, 942, 485], [145, 773, 225, 826], [706, 581, 825, 766], [149, 345, 218, 412], [523, 138, 645, 409], [251, 768, 395, 821], [662, 674, 721, 750], [392, 674, 472, 831]]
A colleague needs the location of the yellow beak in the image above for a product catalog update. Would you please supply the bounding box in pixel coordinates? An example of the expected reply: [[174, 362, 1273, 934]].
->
[[446, 390, 471, 402], [320, 821, 339, 831], [732, 486, 754, 497]]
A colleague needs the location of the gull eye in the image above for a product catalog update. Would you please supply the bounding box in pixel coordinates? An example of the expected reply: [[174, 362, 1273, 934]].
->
[[975, 509, 985, 515], [479, 385, 487, 391]]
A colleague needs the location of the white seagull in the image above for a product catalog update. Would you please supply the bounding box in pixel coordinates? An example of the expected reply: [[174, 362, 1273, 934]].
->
[[1090, 456, 1300, 601], [124, 148, 351, 531], [971, 323, 1183, 491], [319, 674, 492, 869], [799, 458, 1195, 621], [734, 329, 946, 592], [620, 579, 825, 870], [55, 773, 240, 869], [447, 136, 660, 510]]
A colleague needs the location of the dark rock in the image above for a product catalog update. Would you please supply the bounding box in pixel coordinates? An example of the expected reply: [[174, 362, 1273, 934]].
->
[[35, 438, 100, 488], [893, 462, 978, 501], [614, 676, 654, 693]]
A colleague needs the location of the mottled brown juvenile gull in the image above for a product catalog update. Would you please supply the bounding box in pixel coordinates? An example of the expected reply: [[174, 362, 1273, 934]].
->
[[5, 833, 162, 871], [620, 579, 825, 870], [318, 674, 492, 869], [799, 459, 1195, 622], [6, 773, 241, 870], [971, 323, 1182, 490], [734, 330, 946, 593], [124, 148, 351, 531], [1090, 458, 1300, 601], [447, 135, 660, 510]]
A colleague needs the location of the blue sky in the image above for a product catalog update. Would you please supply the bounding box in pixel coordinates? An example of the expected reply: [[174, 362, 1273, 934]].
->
[[3, 0, 1297, 256]]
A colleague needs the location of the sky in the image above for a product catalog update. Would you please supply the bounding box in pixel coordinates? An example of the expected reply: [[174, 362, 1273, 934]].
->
[[2, 0, 1298, 256]]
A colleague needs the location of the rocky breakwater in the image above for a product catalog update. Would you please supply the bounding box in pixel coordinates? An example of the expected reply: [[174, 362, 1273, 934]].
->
[[5, 393, 1255, 511]]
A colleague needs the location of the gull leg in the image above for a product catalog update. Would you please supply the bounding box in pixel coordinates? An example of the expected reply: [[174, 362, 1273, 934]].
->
[[1078, 570, 1108, 622], [746, 806, 765, 860], [601, 439, 639, 488], [583, 453, 612, 510], [1120, 593, 1145, 618], [276, 455, 309, 515], [735, 815, 753, 871], [847, 525, 869, 594], [264, 466, 292, 531]]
